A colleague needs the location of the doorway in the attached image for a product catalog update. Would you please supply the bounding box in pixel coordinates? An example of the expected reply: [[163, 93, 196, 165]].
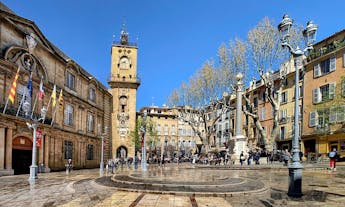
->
[[12, 149, 32, 175], [12, 136, 33, 175]]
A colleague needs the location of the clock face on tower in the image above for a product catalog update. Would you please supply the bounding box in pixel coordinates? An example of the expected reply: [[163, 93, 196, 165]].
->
[[119, 56, 130, 69]]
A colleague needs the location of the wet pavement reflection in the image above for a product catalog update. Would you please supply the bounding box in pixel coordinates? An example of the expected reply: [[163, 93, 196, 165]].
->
[[0, 162, 344, 207]]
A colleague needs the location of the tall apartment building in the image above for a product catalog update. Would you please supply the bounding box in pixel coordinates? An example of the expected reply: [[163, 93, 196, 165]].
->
[[303, 29, 345, 158], [0, 3, 112, 175]]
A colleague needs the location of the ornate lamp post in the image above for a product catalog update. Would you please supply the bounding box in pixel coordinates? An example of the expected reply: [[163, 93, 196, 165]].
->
[[23, 101, 47, 182], [141, 111, 147, 171], [278, 14, 317, 197]]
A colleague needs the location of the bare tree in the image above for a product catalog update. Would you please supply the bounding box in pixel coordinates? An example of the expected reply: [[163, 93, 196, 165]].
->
[[246, 17, 303, 151], [167, 38, 247, 152]]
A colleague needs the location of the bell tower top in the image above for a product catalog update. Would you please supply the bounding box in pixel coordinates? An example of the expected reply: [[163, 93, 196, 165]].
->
[[109, 25, 140, 89], [120, 24, 129, 45]]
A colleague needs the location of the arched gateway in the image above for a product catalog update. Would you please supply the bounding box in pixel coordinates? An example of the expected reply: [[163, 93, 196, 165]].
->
[[116, 146, 128, 158]]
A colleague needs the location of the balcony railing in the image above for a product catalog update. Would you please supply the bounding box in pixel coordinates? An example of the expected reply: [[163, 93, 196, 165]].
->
[[112, 41, 137, 47], [108, 74, 141, 84], [308, 38, 345, 61], [0, 104, 52, 125]]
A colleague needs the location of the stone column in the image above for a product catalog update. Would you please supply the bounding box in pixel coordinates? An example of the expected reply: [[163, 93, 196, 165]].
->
[[5, 128, 13, 170], [233, 73, 247, 159], [0, 128, 5, 169], [44, 135, 50, 172], [39, 135, 44, 167]]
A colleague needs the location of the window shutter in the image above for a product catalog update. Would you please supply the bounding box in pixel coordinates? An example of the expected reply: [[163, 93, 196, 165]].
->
[[329, 82, 336, 99], [314, 63, 321, 77], [313, 88, 321, 103], [343, 52, 345, 68], [64, 106, 69, 125], [329, 107, 337, 123], [337, 105, 345, 122], [342, 79, 345, 97], [309, 111, 318, 127], [330, 55, 336, 72]]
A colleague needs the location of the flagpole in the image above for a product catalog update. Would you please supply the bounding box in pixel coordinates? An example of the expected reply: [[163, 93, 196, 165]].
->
[[16, 89, 27, 117], [50, 104, 58, 127], [42, 94, 51, 123], [43, 84, 55, 124], [30, 93, 38, 118], [2, 98, 10, 114]]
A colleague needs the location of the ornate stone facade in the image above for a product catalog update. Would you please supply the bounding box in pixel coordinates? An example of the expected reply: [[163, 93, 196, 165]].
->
[[0, 3, 112, 175]]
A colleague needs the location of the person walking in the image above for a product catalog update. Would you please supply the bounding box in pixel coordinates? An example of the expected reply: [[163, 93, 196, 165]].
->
[[283, 149, 291, 166], [328, 148, 338, 171], [247, 151, 252, 166], [66, 159, 72, 174], [239, 151, 245, 166]]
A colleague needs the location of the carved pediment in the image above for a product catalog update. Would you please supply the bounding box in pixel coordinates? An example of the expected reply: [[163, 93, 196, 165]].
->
[[4, 46, 47, 81]]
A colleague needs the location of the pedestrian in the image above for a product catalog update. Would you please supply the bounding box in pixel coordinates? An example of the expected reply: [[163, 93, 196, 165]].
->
[[66, 159, 72, 174], [162, 154, 166, 167], [247, 151, 252, 166], [134, 155, 139, 169], [269, 151, 274, 164], [110, 159, 115, 173], [283, 149, 291, 166], [224, 153, 229, 165], [254, 151, 260, 165], [240, 151, 245, 166], [299, 151, 304, 162], [328, 148, 338, 171]]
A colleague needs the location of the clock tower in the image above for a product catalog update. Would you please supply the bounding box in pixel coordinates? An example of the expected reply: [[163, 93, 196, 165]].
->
[[108, 25, 140, 159]]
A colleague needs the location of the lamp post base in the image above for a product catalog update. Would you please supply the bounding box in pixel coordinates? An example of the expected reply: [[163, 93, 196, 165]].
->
[[288, 164, 303, 197], [28, 165, 38, 181], [100, 164, 104, 176]]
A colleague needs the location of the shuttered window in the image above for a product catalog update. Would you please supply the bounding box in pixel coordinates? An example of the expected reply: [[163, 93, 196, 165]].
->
[[64, 104, 74, 126], [314, 55, 336, 78], [309, 111, 318, 127]]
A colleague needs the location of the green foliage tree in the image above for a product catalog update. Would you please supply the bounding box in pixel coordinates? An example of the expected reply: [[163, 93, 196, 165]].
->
[[130, 115, 158, 155]]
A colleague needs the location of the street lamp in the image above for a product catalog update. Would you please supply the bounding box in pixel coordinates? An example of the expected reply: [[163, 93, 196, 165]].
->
[[24, 101, 47, 182], [99, 126, 108, 176], [278, 14, 317, 197], [141, 111, 147, 171]]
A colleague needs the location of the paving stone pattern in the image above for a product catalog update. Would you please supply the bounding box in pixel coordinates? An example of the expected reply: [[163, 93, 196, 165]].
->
[[0, 162, 344, 207]]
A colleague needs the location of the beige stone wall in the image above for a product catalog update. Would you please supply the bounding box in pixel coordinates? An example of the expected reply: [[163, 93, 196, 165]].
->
[[0, 6, 112, 173]]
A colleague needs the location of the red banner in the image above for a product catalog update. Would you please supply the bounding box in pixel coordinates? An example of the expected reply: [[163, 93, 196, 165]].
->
[[36, 129, 42, 148]]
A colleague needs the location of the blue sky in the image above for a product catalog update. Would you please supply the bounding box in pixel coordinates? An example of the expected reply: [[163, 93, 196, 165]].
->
[[2, 0, 344, 110]]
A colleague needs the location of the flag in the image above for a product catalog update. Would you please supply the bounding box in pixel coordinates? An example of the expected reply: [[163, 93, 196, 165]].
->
[[8, 67, 20, 104], [58, 89, 63, 111], [38, 77, 44, 100], [51, 85, 56, 107], [27, 73, 33, 98]]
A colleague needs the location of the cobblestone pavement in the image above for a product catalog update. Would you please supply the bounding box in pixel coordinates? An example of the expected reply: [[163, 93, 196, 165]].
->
[[0, 162, 344, 207]]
